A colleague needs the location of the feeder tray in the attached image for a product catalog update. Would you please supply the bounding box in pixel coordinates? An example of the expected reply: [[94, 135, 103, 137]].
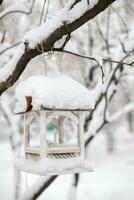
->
[[16, 157, 93, 176]]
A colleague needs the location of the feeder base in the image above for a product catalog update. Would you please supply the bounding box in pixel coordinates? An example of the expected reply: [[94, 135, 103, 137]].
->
[[16, 157, 93, 176]]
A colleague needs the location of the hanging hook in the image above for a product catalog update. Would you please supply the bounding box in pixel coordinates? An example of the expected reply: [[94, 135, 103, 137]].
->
[[40, 42, 47, 76], [37, 0, 51, 76]]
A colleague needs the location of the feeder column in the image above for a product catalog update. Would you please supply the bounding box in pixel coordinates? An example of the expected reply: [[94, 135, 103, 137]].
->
[[40, 111, 47, 158], [78, 111, 85, 158]]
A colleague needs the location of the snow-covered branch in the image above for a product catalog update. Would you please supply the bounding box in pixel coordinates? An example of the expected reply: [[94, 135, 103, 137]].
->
[[0, 0, 116, 95], [108, 103, 134, 123], [84, 59, 126, 143]]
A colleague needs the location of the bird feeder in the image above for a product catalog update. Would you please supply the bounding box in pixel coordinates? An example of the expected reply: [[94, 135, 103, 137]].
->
[[15, 75, 94, 175]]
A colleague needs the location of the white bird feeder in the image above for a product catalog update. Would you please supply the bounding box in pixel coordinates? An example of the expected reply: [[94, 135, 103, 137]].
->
[[15, 75, 94, 176]]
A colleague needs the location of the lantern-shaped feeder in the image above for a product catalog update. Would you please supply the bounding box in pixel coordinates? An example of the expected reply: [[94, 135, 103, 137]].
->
[[15, 75, 94, 176]]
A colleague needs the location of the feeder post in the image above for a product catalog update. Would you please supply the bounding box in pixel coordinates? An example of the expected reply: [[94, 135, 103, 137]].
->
[[78, 111, 85, 158], [58, 115, 64, 144], [23, 113, 29, 157], [40, 111, 47, 158]]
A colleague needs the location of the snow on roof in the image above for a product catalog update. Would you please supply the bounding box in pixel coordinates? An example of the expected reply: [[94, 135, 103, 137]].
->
[[14, 74, 95, 113]]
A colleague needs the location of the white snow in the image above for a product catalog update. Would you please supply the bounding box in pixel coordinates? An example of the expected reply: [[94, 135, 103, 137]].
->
[[66, 0, 98, 23], [14, 74, 95, 113], [0, 141, 14, 200], [23, 0, 99, 49], [0, 44, 25, 82], [79, 129, 134, 200], [23, 9, 66, 49], [95, 55, 104, 67], [16, 157, 92, 176]]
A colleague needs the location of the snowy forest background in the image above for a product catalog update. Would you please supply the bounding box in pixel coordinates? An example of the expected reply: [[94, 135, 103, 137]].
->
[[0, 0, 134, 199]]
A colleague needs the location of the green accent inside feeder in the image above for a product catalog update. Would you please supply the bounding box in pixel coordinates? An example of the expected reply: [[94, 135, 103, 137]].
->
[[47, 122, 57, 132]]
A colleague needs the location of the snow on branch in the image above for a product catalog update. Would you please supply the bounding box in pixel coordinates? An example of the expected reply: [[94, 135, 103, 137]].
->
[[23, 0, 99, 49], [84, 52, 134, 147], [85, 59, 126, 140], [108, 103, 134, 123], [0, 0, 116, 95], [0, 44, 25, 83]]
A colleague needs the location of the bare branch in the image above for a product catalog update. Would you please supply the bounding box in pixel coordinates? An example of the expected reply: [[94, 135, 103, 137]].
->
[[53, 48, 105, 82], [0, 42, 21, 56], [0, 30, 6, 44], [0, 0, 3, 5], [23, 176, 57, 200], [0, 0, 35, 21], [53, 49, 134, 67], [111, 5, 129, 34], [39, 0, 47, 25]]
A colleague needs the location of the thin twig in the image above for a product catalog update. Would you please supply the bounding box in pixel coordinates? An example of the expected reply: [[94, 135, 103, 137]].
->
[[53, 49, 134, 67], [44, 0, 51, 22], [1, 30, 6, 44], [39, 0, 47, 26], [0, 42, 21, 56], [111, 5, 129, 35], [0, 0, 35, 21]]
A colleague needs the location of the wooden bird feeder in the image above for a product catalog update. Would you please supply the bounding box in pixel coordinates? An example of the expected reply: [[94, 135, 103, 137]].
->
[[15, 75, 94, 175]]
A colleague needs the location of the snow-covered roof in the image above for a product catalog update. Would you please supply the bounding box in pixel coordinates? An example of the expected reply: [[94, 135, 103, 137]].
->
[[14, 74, 95, 114]]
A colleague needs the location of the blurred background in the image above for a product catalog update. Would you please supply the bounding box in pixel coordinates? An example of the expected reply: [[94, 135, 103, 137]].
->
[[0, 0, 134, 199]]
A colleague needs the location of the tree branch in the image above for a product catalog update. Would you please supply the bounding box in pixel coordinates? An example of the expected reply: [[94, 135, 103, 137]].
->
[[53, 48, 134, 67], [0, 0, 3, 5], [0, 0, 116, 95], [23, 176, 57, 200]]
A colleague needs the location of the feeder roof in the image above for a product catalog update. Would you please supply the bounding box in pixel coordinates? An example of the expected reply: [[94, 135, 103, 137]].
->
[[14, 74, 95, 114]]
